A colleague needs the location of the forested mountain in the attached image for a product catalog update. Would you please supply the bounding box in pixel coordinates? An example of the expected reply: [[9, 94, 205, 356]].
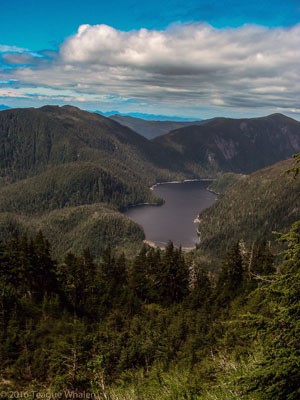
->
[[1, 106, 300, 259], [154, 113, 300, 173], [109, 114, 208, 139], [0, 105, 176, 186], [197, 157, 300, 256]]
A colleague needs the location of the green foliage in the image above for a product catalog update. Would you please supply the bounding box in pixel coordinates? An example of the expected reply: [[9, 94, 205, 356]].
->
[[0, 222, 300, 399], [285, 153, 300, 180], [0, 203, 145, 260], [0, 162, 162, 215], [198, 158, 300, 257], [208, 172, 243, 196]]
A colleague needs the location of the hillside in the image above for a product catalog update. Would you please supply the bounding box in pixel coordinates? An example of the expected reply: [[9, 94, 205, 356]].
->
[[154, 113, 300, 174], [109, 114, 208, 139], [197, 157, 300, 255], [0, 162, 161, 215], [0, 204, 145, 260], [0, 105, 185, 186]]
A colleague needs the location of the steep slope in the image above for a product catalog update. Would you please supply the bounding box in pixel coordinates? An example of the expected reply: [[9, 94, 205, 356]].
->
[[109, 114, 208, 139], [0, 105, 181, 186], [197, 158, 300, 255], [154, 113, 300, 174]]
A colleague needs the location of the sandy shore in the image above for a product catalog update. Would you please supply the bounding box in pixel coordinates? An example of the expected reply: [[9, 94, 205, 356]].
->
[[150, 178, 215, 190], [143, 240, 195, 253]]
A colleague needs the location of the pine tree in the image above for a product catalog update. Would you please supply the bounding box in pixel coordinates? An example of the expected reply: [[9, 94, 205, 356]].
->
[[215, 241, 245, 305], [243, 221, 300, 400], [130, 244, 149, 301], [158, 242, 189, 305]]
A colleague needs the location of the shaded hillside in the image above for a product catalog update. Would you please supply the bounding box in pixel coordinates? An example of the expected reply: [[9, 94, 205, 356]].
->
[[0, 204, 145, 260], [197, 158, 300, 255], [0, 162, 161, 215], [0, 105, 184, 186], [109, 114, 208, 139], [154, 113, 300, 174]]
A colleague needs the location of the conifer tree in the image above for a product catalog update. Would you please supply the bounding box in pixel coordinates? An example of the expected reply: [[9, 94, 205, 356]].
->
[[130, 244, 149, 301], [215, 241, 245, 305]]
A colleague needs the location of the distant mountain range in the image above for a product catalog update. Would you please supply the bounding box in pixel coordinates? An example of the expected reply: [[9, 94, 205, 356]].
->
[[94, 110, 200, 121], [108, 114, 210, 139], [0, 104, 11, 111]]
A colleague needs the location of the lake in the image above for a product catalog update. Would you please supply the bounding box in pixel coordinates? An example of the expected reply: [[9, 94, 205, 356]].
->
[[124, 180, 217, 249]]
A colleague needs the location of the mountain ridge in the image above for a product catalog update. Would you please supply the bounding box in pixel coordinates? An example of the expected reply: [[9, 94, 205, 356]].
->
[[108, 114, 209, 139], [154, 112, 300, 174]]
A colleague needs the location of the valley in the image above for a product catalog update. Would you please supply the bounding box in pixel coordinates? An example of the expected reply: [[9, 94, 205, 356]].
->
[[1, 105, 300, 259]]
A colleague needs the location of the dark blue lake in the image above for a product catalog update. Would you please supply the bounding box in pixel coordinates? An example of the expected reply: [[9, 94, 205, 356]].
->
[[124, 180, 217, 249]]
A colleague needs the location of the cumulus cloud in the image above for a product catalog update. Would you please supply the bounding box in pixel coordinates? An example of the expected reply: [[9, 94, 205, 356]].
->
[[1, 23, 299, 116]]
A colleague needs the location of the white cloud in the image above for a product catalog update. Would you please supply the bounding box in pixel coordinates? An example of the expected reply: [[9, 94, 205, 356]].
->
[[0, 45, 29, 53], [1, 23, 299, 116], [60, 23, 299, 76], [0, 88, 30, 98]]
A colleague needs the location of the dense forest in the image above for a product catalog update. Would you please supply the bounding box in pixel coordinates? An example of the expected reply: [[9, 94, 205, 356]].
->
[[1, 204, 300, 398], [198, 158, 300, 258]]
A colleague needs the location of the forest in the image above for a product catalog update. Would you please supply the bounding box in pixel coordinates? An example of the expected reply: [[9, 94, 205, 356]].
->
[[1, 212, 300, 399]]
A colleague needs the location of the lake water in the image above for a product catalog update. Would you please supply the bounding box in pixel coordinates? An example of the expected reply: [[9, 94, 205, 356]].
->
[[124, 180, 217, 249]]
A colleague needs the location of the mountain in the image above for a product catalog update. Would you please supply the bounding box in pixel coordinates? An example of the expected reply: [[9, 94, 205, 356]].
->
[[197, 157, 300, 256], [109, 114, 208, 139], [0, 105, 192, 186], [0, 104, 10, 111], [154, 113, 300, 174], [95, 110, 199, 121]]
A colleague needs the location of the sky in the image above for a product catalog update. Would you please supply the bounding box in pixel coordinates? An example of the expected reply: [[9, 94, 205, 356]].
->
[[0, 0, 299, 119]]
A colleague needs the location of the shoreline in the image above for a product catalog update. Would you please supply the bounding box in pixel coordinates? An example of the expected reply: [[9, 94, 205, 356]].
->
[[150, 178, 215, 190], [206, 188, 220, 196], [143, 239, 196, 253]]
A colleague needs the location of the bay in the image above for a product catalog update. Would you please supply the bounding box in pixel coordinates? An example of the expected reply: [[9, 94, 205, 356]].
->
[[124, 180, 217, 249]]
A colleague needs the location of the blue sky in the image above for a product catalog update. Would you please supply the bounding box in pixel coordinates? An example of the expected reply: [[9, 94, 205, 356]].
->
[[0, 0, 299, 119]]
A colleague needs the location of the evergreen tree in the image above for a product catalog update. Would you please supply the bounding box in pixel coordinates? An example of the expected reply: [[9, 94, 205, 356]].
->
[[130, 244, 149, 301], [158, 242, 189, 305], [243, 221, 300, 400], [215, 241, 245, 305]]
